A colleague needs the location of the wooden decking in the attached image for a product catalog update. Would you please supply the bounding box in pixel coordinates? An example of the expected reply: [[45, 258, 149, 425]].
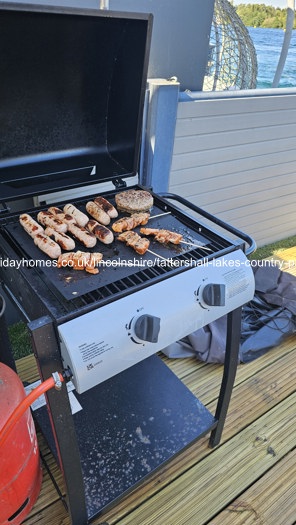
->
[[20, 249, 296, 525]]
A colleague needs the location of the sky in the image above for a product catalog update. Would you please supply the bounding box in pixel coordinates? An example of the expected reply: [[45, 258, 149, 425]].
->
[[233, 0, 288, 7]]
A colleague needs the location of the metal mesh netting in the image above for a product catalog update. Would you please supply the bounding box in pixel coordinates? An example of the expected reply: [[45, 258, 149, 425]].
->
[[203, 0, 258, 91]]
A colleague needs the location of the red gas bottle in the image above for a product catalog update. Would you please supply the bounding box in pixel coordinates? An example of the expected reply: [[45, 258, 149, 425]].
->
[[0, 363, 42, 525]]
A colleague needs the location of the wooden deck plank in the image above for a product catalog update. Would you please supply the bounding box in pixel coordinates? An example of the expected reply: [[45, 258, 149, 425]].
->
[[208, 449, 296, 524], [113, 394, 296, 525]]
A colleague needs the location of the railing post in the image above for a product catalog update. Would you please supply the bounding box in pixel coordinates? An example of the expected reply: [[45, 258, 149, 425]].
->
[[140, 78, 180, 192]]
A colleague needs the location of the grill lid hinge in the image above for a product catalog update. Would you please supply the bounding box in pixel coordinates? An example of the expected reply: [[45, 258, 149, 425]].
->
[[113, 178, 127, 190]]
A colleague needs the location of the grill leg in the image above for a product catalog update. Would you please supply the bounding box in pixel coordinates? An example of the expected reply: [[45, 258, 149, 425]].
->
[[29, 316, 88, 525], [0, 296, 17, 372], [209, 307, 241, 448]]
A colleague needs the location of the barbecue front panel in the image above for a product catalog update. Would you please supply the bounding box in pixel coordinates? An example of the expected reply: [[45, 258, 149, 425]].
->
[[59, 249, 255, 393]]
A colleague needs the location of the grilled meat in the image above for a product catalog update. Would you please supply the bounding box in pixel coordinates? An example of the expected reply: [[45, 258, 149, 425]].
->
[[86, 220, 114, 244], [93, 196, 118, 218], [33, 232, 62, 259], [112, 212, 150, 233], [115, 189, 153, 213], [67, 223, 97, 248], [117, 231, 150, 255], [57, 251, 103, 274], [19, 213, 44, 237], [44, 227, 76, 251], [140, 228, 183, 245], [86, 201, 110, 226], [37, 211, 68, 233], [63, 204, 89, 227], [48, 206, 77, 225]]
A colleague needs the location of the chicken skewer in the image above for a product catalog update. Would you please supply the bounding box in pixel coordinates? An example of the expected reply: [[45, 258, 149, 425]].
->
[[117, 231, 150, 255], [113, 213, 210, 251], [117, 231, 176, 265], [140, 227, 212, 251], [140, 228, 182, 244], [112, 212, 150, 232], [111, 211, 173, 233]]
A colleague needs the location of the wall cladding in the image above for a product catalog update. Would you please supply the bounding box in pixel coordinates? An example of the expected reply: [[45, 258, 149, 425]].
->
[[169, 91, 296, 248]]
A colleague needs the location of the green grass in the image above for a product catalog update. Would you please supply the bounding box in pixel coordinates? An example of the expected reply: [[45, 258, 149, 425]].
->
[[8, 234, 296, 360], [248, 234, 296, 260], [8, 321, 32, 360]]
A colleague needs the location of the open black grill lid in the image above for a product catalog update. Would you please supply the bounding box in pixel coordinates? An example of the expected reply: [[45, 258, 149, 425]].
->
[[0, 3, 152, 203]]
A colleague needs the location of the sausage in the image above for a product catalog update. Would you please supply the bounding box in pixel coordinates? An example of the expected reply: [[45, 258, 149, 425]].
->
[[86, 220, 114, 245], [19, 213, 44, 237], [33, 232, 62, 259], [67, 222, 97, 248], [37, 211, 68, 233], [44, 227, 76, 251], [94, 196, 118, 218], [48, 206, 76, 225], [63, 204, 89, 227], [86, 201, 110, 226]]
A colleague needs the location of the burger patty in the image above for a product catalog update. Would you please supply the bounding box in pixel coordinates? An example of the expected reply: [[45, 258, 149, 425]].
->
[[115, 189, 154, 213]]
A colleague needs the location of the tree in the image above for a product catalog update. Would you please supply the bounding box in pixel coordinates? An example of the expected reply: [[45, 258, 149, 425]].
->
[[235, 3, 296, 29]]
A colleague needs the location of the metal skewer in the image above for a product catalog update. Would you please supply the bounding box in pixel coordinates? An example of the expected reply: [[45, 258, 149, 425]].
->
[[180, 240, 212, 252], [142, 216, 212, 252], [149, 211, 171, 220], [147, 249, 174, 265]]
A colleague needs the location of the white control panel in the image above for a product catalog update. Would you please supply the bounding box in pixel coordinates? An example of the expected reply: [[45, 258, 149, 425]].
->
[[59, 250, 255, 393]]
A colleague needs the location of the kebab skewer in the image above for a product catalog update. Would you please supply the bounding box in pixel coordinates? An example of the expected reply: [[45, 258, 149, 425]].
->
[[117, 231, 150, 255], [117, 231, 174, 265], [111, 211, 173, 233], [112, 212, 150, 232], [140, 228, 212, 251]]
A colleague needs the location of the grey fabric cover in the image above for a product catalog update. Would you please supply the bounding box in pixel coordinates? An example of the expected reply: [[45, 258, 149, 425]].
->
[[163, 263, 296, 363]]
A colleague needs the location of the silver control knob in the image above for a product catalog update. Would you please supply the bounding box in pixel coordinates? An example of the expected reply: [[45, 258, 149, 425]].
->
[[133, 314, 161, 343]]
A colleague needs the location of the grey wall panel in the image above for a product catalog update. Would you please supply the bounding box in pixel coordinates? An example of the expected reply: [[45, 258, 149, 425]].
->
[[169, 90, 296, 248]]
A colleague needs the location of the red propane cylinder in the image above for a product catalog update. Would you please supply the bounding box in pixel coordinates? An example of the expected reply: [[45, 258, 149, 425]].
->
[[0, 363, 42, 525]]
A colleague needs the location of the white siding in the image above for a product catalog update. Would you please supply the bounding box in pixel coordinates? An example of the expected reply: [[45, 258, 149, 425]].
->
[[169, 90, 296, 248]]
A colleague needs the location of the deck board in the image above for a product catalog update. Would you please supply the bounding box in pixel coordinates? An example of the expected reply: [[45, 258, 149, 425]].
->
[[114, 395, 296, 525], [17, 247, 296, 524], [208, 449, 296, 525]]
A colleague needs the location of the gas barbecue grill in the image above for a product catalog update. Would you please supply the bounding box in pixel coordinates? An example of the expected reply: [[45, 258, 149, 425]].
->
[[0, 4, 256, 524]]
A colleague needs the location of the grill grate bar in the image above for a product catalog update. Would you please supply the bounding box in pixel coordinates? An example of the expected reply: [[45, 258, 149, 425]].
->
[[67, 244, 234, 314]]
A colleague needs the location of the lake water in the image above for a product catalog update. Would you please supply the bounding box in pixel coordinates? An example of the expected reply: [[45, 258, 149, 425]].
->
[[248, 27, 296, 89]]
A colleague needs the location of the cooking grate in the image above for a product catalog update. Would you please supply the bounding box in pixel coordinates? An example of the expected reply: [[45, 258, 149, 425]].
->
[[0, 186, 251, 326]]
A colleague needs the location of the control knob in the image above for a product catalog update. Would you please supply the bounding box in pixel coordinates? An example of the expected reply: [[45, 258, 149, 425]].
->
[[133, 314, 161, 343], [201, 283, 226, 307]]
